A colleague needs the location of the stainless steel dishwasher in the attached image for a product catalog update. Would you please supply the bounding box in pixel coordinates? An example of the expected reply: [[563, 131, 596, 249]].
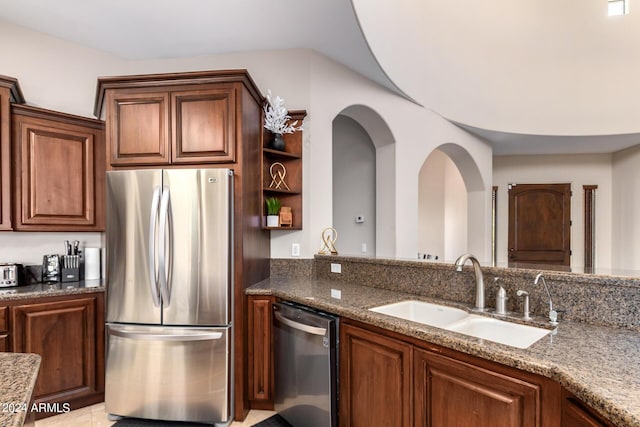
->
[[273, 301, 338, 427]]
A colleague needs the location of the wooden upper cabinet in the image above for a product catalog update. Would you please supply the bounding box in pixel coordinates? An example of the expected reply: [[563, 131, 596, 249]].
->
[[107, 90, 170, 166], [0, 76, 25, 231], [172, 86, 236, 164], [12, 105, 105, 231], [95, 70, 262, 168]]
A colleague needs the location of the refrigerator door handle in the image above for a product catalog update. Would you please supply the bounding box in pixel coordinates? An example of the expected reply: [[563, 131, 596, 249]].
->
[[109, 327, 223, 342], [147, 186, 162, 307], [274, 311, 327, 336], [158, 186, 171, 305]]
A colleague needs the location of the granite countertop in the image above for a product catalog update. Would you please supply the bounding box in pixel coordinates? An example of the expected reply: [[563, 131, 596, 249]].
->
[[0, 353, 41, 427], [0, 280, 104, 302], [248, 276, 640, 427]]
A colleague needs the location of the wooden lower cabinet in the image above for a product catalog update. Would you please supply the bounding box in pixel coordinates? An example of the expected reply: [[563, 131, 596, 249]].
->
[[414, 348, 541, 427], [0, 306, 8, 351], [247, 295, 275, 408], [340, 320, 563, 427], [562, 390, 615, 427], [11, 293, 105, 419], [340, 323, 412, 427]]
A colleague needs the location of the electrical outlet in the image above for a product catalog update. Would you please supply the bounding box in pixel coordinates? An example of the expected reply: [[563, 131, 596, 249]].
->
[[291, 243, 300, 257], [361, 243, 367, 253], [331, 288, 342, 299], [330, 263, 342, 273]]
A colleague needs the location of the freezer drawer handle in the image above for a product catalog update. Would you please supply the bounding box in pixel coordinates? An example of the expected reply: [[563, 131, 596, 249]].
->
[[148, 186, 162, 307], [274, 311, 327, 336], [109, 328, 223, 342]]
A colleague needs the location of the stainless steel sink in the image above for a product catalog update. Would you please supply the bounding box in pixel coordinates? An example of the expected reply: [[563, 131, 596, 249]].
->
[[369, 300, 552, 348]]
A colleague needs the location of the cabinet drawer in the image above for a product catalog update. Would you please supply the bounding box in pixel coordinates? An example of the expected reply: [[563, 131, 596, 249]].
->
[[0, 306, 7, 332]]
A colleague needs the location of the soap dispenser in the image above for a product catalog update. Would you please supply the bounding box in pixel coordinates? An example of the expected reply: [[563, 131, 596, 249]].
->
[[495, 277, 508, 315]]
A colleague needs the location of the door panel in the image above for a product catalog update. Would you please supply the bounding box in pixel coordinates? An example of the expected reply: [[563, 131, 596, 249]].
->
[[414, 348, 540, 427], [171, 87, 236, 164], [105, 324, 230, 423], [162, 169, 232, 326], [508, 183, 571, 266], [106, 170, 162, 324], [108, 91, 170, 166], [12, 298, 97, 402]]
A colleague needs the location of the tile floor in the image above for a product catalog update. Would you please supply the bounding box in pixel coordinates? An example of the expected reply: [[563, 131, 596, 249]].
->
[[35, 403, 275, 427]]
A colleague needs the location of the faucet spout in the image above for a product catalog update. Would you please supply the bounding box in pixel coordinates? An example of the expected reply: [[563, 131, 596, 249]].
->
[[534, 273, 558, 326], [454, 253, 485, 311]]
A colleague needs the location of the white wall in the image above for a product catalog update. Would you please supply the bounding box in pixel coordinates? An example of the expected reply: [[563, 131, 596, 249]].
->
[[612, 145, 640, 270], [493, 154, 613, 269], [0, 21, 494, 263], [332, 115, 376, 256]]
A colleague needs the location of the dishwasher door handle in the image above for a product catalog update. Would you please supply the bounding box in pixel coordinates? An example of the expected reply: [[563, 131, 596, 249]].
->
[[274, 311, 327, 336]]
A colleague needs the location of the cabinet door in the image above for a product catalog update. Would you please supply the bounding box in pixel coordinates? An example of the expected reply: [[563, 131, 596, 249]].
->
[[247, 296, 274, 405], [562, 391, 614, 427], [12, 297, 99, 408], [414, 348, 541, 427], [0, 306, 8, 351], [171, 86, 236, 164], [13, 110, 105, 230], [0, 86, 11, 230], [340, 323, 412, 427], [107, 90, 170, 166]]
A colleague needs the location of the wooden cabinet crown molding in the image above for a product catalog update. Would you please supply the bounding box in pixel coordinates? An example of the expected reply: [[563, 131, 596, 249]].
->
[[94, 69, 263, 118], [12, 104, 104, 129], [0, 75, 25, 104]]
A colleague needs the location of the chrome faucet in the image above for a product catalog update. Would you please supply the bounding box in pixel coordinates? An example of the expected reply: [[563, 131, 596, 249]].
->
[[454, 253, 485, 311], [534, 273, 558, 326]]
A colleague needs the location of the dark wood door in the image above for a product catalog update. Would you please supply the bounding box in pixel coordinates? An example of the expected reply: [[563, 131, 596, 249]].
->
[[414, 348, 541, 427], [171, 86, 236, 164], [12, 106, 105, 230], [107, 90, 170, 166], [508, 183, 571, 266], [12, 295, 104, 417], [340, 323, 412, 427], [0, 85, 12, 230]]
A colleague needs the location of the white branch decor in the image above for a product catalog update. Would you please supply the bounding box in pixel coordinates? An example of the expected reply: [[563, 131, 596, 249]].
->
[[263, 89, 303, 134]]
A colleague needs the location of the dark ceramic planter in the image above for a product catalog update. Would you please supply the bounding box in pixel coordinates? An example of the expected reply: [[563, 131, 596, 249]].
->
[[269, 133, 285, 151]]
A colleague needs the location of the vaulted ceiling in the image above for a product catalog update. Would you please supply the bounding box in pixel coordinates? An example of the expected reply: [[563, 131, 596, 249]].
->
[[1, 0, 639, 154]]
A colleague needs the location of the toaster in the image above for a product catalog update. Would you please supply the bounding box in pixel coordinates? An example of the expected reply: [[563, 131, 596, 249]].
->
[[0, 263, 23, 287]]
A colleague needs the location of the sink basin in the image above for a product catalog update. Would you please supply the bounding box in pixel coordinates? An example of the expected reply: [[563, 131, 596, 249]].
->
[[370, 300, 552, 349], [446, 315, 552, 349], [369, 300, 469, 328]]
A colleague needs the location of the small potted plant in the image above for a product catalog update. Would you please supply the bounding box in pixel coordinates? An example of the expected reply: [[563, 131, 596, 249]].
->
[[263, 89, 303, 151], [265, 196, 282, 227]]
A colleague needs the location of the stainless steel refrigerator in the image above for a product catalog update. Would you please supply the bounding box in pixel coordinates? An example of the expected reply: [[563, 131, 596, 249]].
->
[[104, 168, 233, 426]]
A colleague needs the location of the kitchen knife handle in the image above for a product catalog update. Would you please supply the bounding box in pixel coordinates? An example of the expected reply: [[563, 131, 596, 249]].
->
[[148, 186, 162, 307]]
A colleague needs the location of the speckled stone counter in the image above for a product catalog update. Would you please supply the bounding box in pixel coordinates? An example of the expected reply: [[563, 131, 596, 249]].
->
[[0, 352, 41, 426], [247, 276, 640, 427], [0, 280, 104, 302]]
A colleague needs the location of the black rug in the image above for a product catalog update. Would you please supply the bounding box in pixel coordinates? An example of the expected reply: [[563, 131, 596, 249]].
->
[[252, 414, 293, 427], [111, 414, 293, 427]]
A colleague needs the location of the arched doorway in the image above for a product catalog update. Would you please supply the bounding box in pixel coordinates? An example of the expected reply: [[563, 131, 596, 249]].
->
[[332, 105, 396, 257], [418, 143, 486, 262]]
